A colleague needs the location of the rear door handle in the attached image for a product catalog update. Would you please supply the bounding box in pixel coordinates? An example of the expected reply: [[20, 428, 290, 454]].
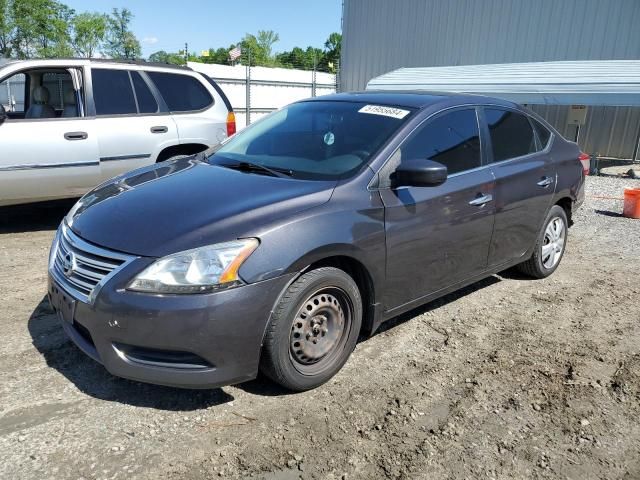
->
[[537, 176, 553, 187], [150, 126, 168, 134], [64, 131, 88, 141], [469, 193, 493, 206]]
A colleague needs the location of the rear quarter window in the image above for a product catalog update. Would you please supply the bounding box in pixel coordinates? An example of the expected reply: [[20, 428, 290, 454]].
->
[[532, 119, 552, 149], [147, 72, 213, 112]]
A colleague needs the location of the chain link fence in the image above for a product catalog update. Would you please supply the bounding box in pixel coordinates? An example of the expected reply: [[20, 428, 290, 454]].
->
[[189, 55, 339, 129]]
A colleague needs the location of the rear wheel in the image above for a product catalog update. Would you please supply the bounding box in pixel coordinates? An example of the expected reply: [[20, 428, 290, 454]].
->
[[260, 267, 362, 391], [517, 205, 568, 279]]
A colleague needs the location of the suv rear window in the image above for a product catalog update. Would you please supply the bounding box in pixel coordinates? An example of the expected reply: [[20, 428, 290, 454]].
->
[[147, 72, 212, 112], [485, 108, 536, 162], [92, 69, 137, 115]]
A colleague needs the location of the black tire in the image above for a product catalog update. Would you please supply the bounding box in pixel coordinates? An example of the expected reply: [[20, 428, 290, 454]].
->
[[517, 205, 568, 279], [260, 267, 362, 391]]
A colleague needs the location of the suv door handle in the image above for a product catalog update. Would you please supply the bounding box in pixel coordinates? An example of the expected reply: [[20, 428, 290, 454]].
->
[[150, 126, 168, 134], [469, 193, 493, 206], [64, 131, 88, 141], [537, 176, 553, 187]]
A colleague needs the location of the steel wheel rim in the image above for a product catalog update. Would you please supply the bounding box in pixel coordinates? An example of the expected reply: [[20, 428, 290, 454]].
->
[[541, 216, 566, 269], [289, 287, 353, 375]]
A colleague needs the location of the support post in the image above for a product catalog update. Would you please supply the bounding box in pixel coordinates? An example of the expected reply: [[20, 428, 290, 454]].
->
[[245, 48, 251, 126], [312, 54, 317, 97]]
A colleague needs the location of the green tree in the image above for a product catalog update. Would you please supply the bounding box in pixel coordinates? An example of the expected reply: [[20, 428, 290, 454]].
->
[[239, 33, 267, 66], [148, 49, 185, 65], [10, 0, 74, 58], [256, 30, 279, 59], [0, 0, 13, 57], [71, 12, 107, 57], [322, 32, 341, 72], [239, 30, 280, 67], [276, 46, 324, 71], [103, 7, 140, 59]]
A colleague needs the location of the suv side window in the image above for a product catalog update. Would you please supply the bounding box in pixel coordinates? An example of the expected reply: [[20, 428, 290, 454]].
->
[[130, 71, 158, 114], [401, 108, 481, 175], [485, 108, 536, 162], [92, 69, 137, 115], [147, 71, 212, 112]]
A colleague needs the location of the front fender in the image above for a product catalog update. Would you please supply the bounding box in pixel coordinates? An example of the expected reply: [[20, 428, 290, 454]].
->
[[238, 195, 386, 299]]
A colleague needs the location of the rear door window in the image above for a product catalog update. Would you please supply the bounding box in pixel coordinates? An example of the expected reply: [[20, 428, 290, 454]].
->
[[485, 108, 537, 161], [92, 69, 137, 115], [401, 108, 481, 175], [131, 71, 158, 114], [147, 71, 212, 112]]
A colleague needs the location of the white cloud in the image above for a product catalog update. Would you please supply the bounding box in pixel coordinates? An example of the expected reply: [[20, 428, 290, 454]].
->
[[142, 36, 159, 45]]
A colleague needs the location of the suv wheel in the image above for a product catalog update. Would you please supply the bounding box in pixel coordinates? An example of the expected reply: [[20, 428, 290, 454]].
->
[[261, 267, 362, 391], [517, 205, 568, 279]]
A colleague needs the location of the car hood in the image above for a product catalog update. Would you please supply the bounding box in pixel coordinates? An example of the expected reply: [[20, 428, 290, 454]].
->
[[68, 157, 336, 257]]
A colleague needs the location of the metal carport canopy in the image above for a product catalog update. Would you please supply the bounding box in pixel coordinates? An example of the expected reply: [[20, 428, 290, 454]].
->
[[366, 60, 640, 107]]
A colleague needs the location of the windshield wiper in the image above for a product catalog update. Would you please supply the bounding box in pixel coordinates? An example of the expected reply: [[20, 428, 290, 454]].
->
[[219, 160, 293, 178]]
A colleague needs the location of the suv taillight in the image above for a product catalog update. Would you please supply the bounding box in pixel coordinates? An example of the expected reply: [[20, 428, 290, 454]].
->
[[578, 152, 590, 176], [226, 111, 236, 137]]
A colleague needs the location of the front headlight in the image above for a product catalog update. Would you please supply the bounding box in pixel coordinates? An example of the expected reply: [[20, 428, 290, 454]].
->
[[127, 239, 259, 294]]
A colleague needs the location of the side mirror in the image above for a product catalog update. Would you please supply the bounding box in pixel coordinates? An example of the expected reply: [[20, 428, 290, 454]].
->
[[0, 104, 6, 125], [393, 159, 448, 188]]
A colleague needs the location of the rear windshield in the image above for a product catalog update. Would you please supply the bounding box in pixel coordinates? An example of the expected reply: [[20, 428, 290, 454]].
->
[[207, 101, 414, 180]]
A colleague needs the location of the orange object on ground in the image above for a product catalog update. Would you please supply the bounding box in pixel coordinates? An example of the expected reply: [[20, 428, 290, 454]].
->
[[623, 188, 640, 219]]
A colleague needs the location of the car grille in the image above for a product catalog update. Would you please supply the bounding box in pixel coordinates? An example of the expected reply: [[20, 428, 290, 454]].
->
[[50, 223, 136, 303]]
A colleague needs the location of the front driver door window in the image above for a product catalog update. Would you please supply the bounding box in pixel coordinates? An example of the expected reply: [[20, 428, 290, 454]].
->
[[379, 108, 495, 311]]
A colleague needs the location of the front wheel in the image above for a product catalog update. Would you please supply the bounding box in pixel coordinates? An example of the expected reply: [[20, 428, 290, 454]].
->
[[260, 267, 362, 391], [517, 205, 568, 279]]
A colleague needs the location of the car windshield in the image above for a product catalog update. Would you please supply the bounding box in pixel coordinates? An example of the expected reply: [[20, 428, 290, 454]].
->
[[207, 100, 414, 180]]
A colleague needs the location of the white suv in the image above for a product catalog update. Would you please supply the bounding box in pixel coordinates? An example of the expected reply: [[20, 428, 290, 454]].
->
[[0, 59, 235, 206]]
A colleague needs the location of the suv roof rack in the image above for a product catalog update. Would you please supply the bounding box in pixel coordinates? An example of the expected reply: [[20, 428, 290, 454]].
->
[[87, 58, 193, 71], [2, 57, 193, 71]]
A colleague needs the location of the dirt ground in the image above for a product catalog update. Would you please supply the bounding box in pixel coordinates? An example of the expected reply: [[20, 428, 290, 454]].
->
[[1, 175, 639, 480]]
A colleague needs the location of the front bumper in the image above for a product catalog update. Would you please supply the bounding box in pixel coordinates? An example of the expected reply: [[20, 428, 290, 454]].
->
[[48, 266, 295, 389]]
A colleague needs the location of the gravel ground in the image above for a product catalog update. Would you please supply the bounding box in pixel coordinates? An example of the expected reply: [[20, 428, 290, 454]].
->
[[1, 175, 639, 480]]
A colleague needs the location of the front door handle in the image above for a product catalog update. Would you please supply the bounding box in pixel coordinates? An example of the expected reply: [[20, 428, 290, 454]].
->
[[64, 131, 88, 141], [469, 193, 493, 207], [150, 126, 168, 134], [537, 176, 553, 187]]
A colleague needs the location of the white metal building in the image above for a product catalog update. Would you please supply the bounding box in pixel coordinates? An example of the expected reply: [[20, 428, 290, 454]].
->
[[340, 0, 640, 159]]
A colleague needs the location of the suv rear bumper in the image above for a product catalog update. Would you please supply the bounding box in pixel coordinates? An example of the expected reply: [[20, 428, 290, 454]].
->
[[48, 272, 295, 389]]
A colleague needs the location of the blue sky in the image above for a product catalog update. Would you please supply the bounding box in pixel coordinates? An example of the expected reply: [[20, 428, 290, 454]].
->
[[64, 0, 343, 58]]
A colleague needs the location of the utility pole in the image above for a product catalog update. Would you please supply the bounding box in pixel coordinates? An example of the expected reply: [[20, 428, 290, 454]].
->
[[184, 42, 188, 63]]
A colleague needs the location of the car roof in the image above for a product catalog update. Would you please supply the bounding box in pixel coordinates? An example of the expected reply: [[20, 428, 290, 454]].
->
[[0, 58, 192, 72], [303, 90, 519, 110]]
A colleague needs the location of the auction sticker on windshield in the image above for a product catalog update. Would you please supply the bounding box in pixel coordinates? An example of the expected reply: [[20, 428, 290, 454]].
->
[[358, 104, 410, 119]]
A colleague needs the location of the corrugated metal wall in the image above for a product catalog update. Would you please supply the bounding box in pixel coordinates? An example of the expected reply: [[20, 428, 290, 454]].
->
[[529, 105, 640, 159], [341, 0, 640, 159]]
